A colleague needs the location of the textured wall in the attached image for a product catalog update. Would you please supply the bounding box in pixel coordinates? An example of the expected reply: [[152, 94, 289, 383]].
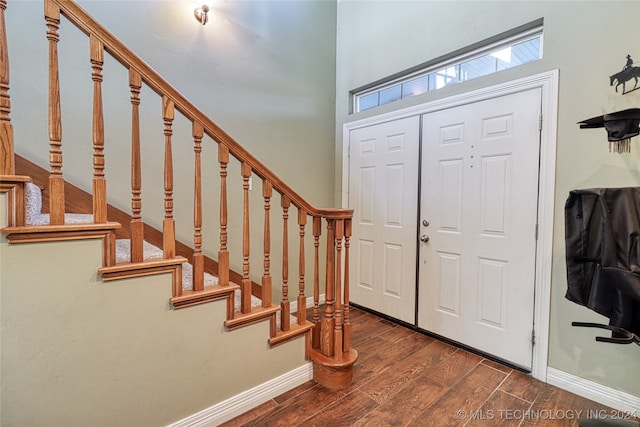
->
[[335, 0, 640, 398], [0, 195, 307, 426], [5, 0, 337, 298]]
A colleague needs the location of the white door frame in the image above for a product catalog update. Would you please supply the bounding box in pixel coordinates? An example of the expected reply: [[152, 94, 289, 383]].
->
[[341, 70, 559, 382]]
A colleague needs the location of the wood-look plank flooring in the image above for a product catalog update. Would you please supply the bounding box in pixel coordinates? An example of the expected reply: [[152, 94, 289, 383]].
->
[[223, 307, 635, 427]]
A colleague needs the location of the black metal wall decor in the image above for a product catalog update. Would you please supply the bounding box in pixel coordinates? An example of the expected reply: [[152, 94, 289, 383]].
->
[[578, 108, 640, 153], [610, 54, 639, 94]]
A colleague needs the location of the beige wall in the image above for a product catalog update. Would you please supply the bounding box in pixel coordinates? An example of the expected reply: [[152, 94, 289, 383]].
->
[[5, 0, 337, 297], [8, 0, 337, 206], [0, 193, 307, 426], [5, 0, 640, 416], [3, 1, 334, 424], [335, 1, 640, 398]]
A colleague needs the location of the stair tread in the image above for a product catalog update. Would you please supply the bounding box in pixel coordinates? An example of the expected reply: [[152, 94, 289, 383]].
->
[[24, 182, 94, 225], [270, 320, 315, 346], [27, 212, 94, 225], [115, 238, 264, 313], [22, 181, 299, 331]]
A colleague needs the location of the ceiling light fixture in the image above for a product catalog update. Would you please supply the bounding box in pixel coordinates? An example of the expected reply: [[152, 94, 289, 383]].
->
[[194, 4, 210, 26]]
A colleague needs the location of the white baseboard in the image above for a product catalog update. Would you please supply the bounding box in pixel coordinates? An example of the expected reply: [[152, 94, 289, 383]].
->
[[289, 294, 325, 314], [168, 363, 314, 427], [547, 367, 640, 416]]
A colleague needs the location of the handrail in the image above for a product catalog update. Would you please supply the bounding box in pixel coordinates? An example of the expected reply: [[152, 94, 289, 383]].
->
[[52, 0, 351, 220], [3, 0, 357, 389]]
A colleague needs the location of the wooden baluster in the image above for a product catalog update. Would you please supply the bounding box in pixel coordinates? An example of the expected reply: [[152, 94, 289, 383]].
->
[[129, 69, 144, 263], [45, 0, 64, 225], [312, 217, 322, 348], [162, 96, 175, 259], [217, 144, 229, 287], [241, 162, 252, 313], [262, 180, 273, 307], [90, 35, 106, 223], [343, 218, 352, 353], [192, 122, 204, 292], [297, 209, 307, 325], [280, 195, 291, 331], [333, 219, 344, 360], [0, 0, 14, 175], [321, 218, 336, 357]]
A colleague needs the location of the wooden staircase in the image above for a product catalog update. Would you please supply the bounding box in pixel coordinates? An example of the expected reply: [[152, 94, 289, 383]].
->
[[0, 0, 356, 392]]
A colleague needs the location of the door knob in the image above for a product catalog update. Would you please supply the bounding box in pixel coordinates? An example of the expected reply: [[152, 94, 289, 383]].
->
[[420, 234, 430, 243]]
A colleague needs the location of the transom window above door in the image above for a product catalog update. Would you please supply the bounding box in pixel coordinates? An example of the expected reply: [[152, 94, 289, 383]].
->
[[352, 21, 543, 113]]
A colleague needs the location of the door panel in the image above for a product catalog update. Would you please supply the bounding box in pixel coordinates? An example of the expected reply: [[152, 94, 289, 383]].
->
[[418, 88, 542, 369], [348, 116, 420, 323]]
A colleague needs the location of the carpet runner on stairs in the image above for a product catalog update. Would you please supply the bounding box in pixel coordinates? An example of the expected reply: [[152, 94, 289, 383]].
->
[[24, 182, 264, 312], [26, 181, 94, 225]]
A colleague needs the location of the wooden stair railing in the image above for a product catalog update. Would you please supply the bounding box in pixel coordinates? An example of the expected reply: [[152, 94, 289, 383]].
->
[[0, 0, 357, 388]]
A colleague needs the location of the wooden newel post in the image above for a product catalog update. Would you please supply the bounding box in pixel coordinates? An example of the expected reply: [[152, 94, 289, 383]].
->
[[333, 219, 344, 361], [343, 218, 352, 353], [0, 0, 15, 175], [310, 211, 357, 390], [321, 218, 336, 357]]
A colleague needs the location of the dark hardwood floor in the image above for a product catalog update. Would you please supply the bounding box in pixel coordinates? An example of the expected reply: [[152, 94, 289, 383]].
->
[[222, 307, 633, 427]]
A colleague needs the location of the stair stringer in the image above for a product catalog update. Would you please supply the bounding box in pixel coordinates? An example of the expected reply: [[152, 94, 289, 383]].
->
[[0, 191, 310, 427], [13, 156, 273, 314], [4, 172, 314, 347]]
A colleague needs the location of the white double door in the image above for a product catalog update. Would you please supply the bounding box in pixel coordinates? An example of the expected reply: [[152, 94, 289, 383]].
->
[[348, 88, 542, 369]]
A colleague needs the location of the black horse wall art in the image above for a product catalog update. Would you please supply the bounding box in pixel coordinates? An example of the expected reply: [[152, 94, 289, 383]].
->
[[610, 54, 640, 95]]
